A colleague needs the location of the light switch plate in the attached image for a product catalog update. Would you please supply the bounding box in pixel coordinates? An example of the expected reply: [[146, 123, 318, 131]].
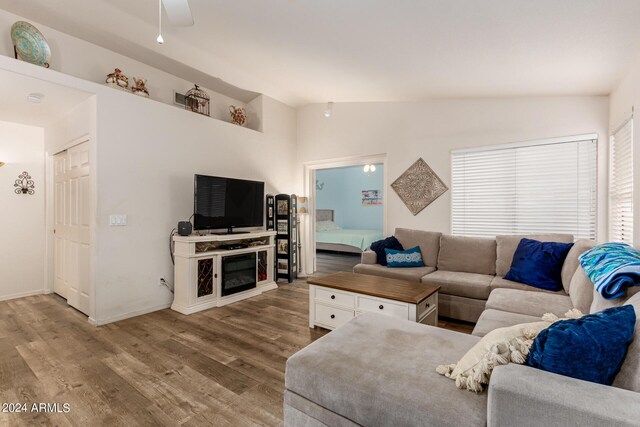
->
[[109, 214, 128, 226]]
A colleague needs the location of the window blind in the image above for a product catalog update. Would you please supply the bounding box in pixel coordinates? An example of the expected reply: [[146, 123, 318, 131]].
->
[[451, 136, 597, 239], [610, 119, 633, 244]]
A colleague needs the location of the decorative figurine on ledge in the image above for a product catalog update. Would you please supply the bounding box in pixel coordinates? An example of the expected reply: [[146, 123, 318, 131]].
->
[[230, 105, 247, 126], [131, 77, 149, 97], [105, 68, 129, 90]]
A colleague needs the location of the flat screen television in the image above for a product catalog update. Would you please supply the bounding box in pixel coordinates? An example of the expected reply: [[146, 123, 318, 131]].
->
[[194, 175, 264, 233]]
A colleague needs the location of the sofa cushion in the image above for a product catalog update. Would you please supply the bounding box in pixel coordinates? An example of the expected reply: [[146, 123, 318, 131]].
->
[[437, 235, 496, 275], [353, 263, 435, 282], [495, 233, 574, 277], [285, 313, 486, 427], [394, 228, 442, 268], [472, 309, 540, 337], [485, 288, 573, 318], [527, 305, 636, 386], [613, 292, 640, 392], [561, 239, 596, 294], [385, 246, 425, 268], [370, 236, 403, 266], [569, 266, 595, 314], [490, 276, 568, 296], [439, 319, 551, 393], [421, 270, 493, 300], [504, 238, 574, 292]]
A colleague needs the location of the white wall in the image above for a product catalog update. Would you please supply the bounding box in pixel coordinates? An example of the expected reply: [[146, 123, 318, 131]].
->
[[92, 88, 296, 324], [0, 43, 297, 325], [0, 121, 45, 300], [0, 9, 262, 130], [297, 97, 610, 250], [609, 54, 640, 245]]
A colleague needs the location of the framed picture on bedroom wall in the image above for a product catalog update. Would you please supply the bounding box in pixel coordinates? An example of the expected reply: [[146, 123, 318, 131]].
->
[[362, 189, 383, 205]]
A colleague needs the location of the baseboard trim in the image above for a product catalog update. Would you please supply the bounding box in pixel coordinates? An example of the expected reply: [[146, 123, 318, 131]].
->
[[0, 289, 45, 302], [89, 302, 172, 326]]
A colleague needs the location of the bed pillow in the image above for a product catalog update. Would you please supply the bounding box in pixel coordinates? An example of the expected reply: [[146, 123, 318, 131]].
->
[[385, 246, 425, 268], [316, 220, 339, 232], [527, 305, 636, 385], [370, 236, 403, 266], [504, 238, 574, 291]]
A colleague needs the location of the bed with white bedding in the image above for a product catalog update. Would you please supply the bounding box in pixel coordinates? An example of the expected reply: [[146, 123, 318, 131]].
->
[[315, 209, 383, 254]]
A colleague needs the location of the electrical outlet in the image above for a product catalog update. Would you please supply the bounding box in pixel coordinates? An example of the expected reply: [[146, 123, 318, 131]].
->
[[109, 214, 128, 226]]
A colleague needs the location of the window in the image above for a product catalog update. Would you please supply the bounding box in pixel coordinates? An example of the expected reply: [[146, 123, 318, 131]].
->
[[451, 135, 597, 239], [610, 119, 633, 244]]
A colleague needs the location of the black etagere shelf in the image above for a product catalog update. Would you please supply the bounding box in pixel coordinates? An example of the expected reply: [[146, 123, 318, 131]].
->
[[269, 194, 297, 283]]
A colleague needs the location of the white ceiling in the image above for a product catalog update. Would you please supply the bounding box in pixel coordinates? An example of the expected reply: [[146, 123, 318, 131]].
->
[[2, 0, 640, 107], [0, 69, 91, 127]]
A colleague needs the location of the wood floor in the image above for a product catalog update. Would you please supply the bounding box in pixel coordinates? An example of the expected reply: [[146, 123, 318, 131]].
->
[[0, 282, 327, 426], [314, 250, 361, 276], [0, 259, 472, 426]]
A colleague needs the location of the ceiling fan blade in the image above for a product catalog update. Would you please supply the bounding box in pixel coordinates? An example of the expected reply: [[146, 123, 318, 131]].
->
[[162, 0, 194, 27]]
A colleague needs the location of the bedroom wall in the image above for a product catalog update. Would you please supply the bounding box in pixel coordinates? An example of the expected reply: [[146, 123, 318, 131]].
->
[[609, 53, 640, 245], [297, 96, 610, 265], [0, 121, 45, 301], [316, 165, 383, 230]]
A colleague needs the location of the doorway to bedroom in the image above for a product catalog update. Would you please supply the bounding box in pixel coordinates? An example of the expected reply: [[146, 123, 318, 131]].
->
[[312, 162, 385, 275]]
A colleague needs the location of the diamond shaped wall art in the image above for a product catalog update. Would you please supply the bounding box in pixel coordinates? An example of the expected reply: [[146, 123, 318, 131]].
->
[[391, 158, 448, 215]]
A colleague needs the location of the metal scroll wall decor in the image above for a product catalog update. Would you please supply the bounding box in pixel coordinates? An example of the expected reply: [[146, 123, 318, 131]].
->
[[391, 158, 448, 216], [14, 171, 35, 195]]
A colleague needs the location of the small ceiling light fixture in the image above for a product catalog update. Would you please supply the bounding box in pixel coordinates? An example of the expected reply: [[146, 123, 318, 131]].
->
[[363, 164, 377, 173], [156, 0, 165, 44], [26, 93, 44, 103], [323, 102, 333, 118]]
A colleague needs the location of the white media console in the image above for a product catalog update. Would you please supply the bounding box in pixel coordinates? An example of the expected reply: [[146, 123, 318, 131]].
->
[[172, 230, 277, 314]]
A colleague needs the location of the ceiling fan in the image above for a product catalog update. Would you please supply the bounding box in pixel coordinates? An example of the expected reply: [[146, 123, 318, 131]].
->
[[156, 0, 194, 44]]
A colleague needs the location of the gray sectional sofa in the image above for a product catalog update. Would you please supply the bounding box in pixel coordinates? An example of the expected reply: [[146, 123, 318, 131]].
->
[[285, 230, 640, 426], [354, 228, 577, 322]]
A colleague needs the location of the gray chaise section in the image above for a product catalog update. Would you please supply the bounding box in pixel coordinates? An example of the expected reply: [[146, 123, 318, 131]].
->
[[285, 312, 486, 427]]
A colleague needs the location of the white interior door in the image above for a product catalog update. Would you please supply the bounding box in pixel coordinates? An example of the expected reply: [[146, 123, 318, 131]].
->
[[53, 152, 67, 298], [53, 142, 90, 315]]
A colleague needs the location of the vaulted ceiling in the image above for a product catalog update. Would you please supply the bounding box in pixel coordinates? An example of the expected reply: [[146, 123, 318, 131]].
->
[[2, 0, 640, 107]]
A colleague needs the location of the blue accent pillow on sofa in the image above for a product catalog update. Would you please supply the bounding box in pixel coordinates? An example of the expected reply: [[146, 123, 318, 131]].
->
[[504, 238, 574, 291], [384, 246, 425, 268], [370, 236, 404, 266], [527, 305, 636, 385]]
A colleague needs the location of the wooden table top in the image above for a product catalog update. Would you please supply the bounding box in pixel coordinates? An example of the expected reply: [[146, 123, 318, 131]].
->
[[307, 272, 440, 304]]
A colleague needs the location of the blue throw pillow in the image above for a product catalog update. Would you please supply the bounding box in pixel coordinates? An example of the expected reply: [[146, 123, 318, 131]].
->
[[504, 238, 574, 291], [370, 236, 404, 266], [385, 246, 425, 268], [527, 305, 636, 385]]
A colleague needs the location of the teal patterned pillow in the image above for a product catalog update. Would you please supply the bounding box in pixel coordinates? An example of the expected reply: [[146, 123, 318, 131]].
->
[[385, 246, 425, 268]]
